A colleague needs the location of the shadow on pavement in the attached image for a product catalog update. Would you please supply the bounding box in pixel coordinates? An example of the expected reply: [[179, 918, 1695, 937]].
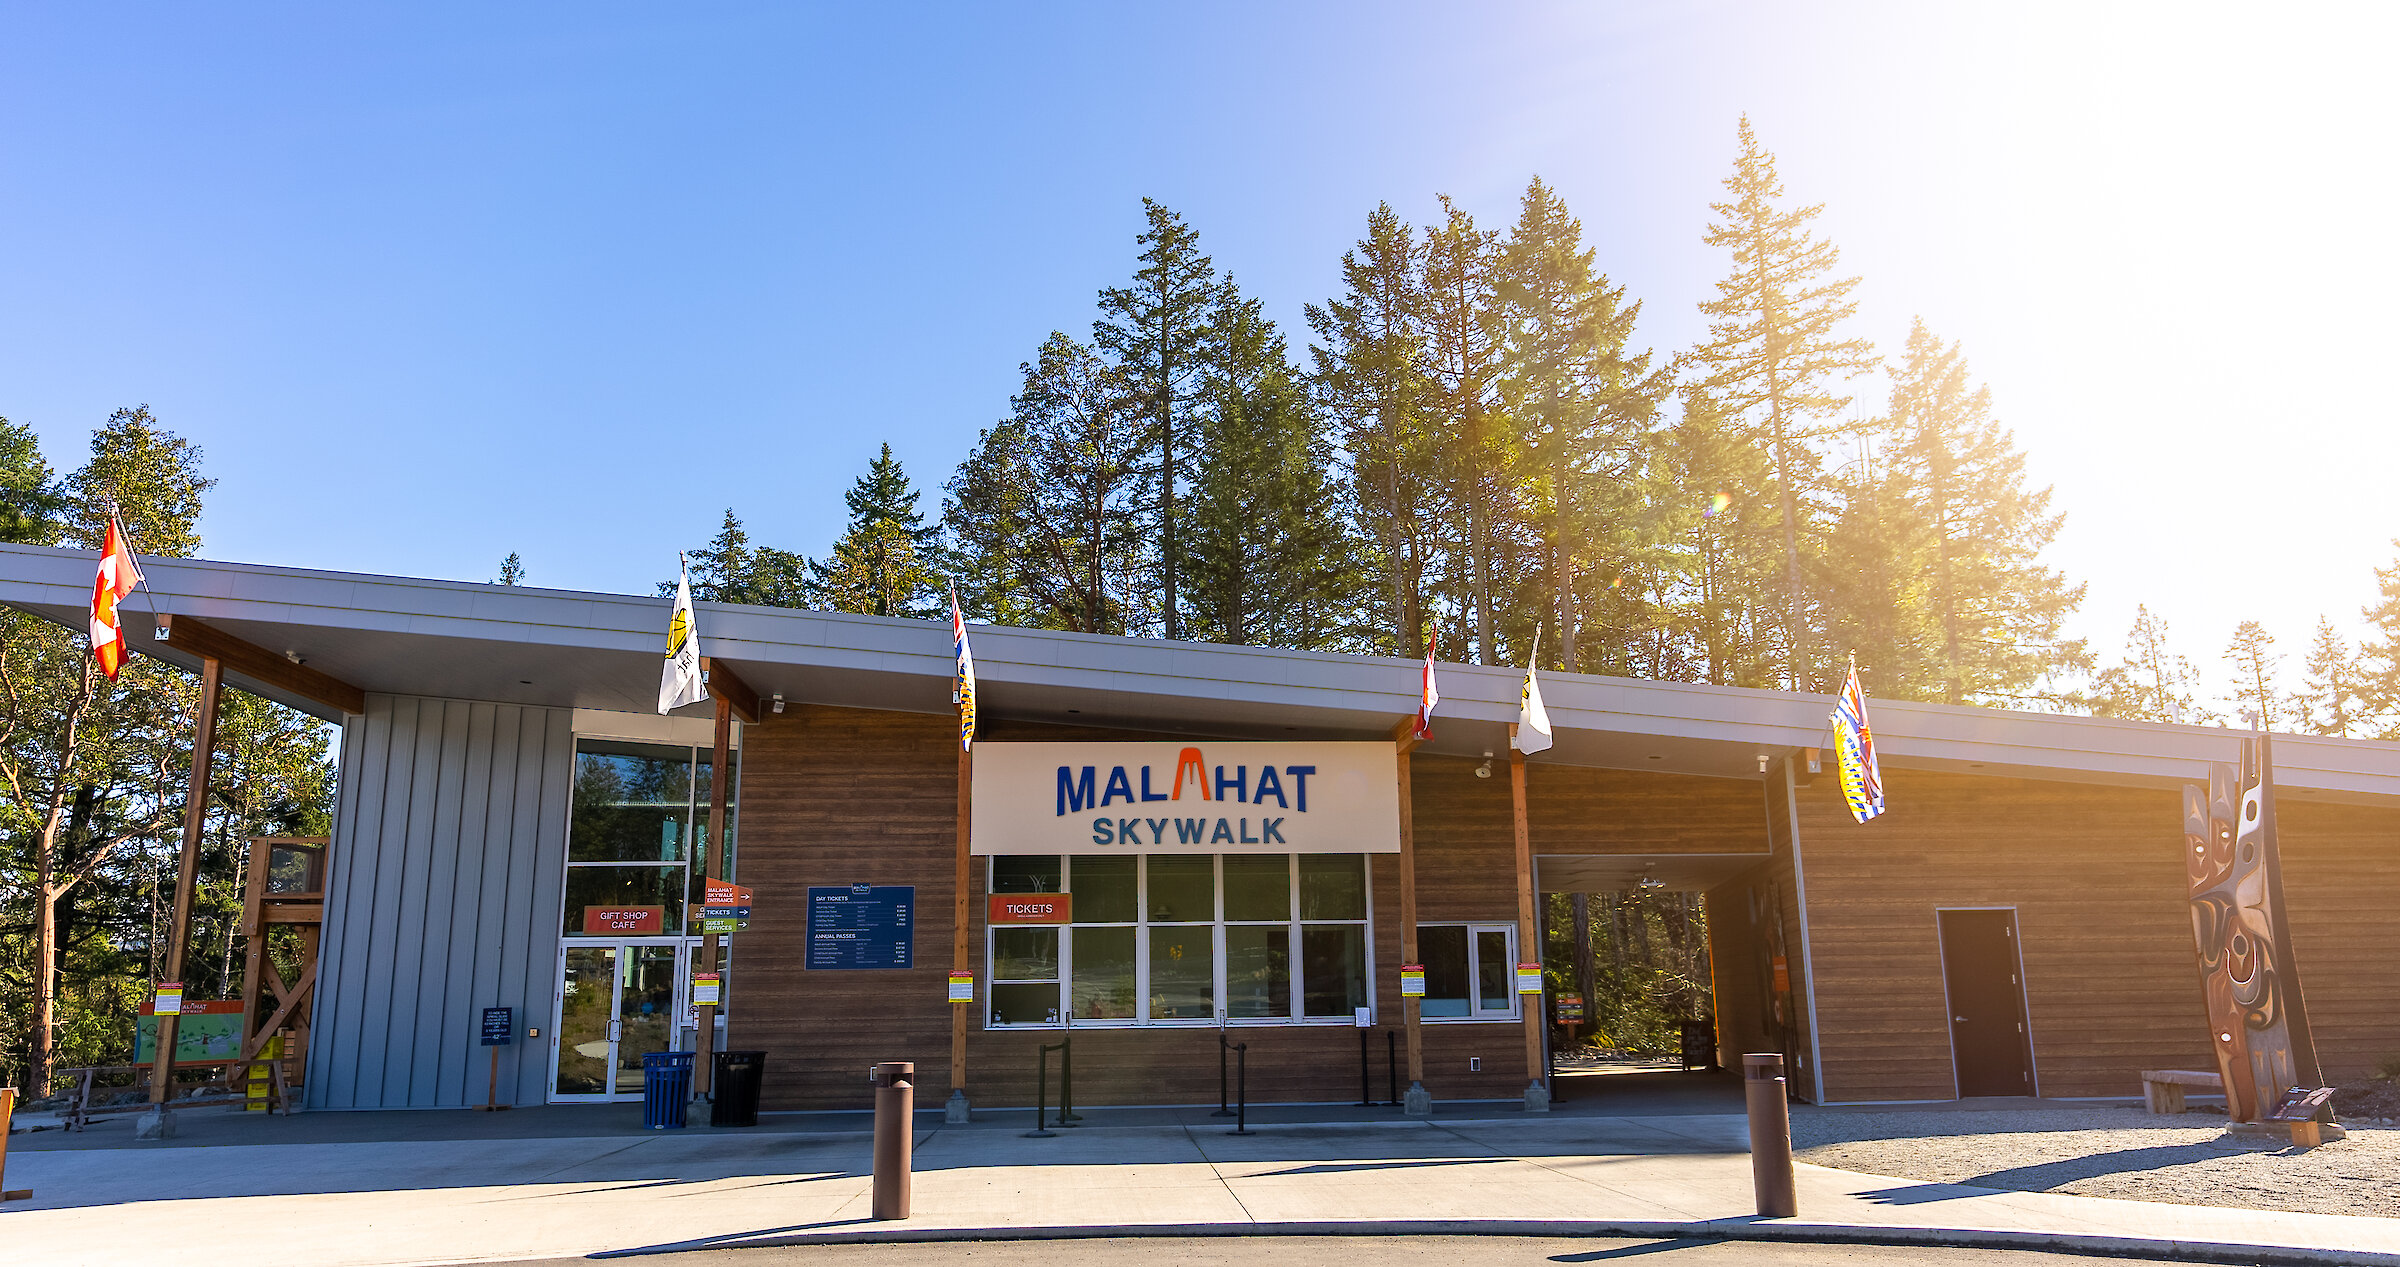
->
[[1549, 1237, 1730, 1261]]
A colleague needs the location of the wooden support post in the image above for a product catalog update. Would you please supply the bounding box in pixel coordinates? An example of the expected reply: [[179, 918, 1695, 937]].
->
[[1510, 730, 1545, 1109], [150, 655, 223, 1107], [694, 695, 733, 1097], [1392, 719, 1426, 1111], [951, 741, 972, 1110]]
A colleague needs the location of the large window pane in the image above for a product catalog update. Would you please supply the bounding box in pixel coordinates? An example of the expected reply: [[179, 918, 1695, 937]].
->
[[1419, 925, 1470, 1018], [1477, 929, 1513, 1010], [1225, 926, 1290, 1018], [1146, 855, 1214, 923], [1299, 854, 1366, 919], [1148, 926, 1215, 1019], [1301, 925, 1368, 1018], [1070, 927, 1137, 1020], [993, 856, 1063, 894], [564, 866, 686, 935], [993, 927, 1059, 980], [570, 743, 693, 862], [991, 983, 1061, 1025], [1072, 856, 1137, 923], [1223, 855, 1291, 922]]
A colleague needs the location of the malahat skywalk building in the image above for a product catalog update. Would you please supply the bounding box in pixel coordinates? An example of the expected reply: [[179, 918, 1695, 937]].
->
[[2, 541, 2393, 1116]]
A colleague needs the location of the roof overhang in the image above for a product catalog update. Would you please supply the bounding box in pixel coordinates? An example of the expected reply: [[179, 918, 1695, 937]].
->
[[2, 543, 2393, 805]]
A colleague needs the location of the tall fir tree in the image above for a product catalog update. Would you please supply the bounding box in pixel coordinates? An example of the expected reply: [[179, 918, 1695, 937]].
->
[[1494, 176, 1671, 672], [1417, 196, 1510, 663], [1094, 200, 1222, 641], [1818, 436, 1942, 698], [1692, 117, 1879, 690], [1659, 392, 1782, 687], [2222, 619, 2285, 730], [1306, 203, 1438, 656], [665, 510, 809, 607], [1185, 288, 1361, 650], [2361, 542, 2400, 737], [945, 334, 1146, 634], [811, 445, 942, 619], [2088, 605, 2207, 723], [2301, 616, 2364, 738], [1871, 320, 2086, 705]]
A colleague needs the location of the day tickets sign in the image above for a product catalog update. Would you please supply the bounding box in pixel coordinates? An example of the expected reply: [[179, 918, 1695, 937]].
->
[[970, 742, 1400, 856]]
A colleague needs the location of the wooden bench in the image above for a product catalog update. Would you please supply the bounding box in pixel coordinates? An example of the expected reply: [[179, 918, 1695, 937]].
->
[[2140, 1068, 2221, 1114]]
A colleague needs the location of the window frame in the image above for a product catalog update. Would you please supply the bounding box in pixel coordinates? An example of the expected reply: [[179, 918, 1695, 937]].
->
[[983, 853, 1375, 1031], [558, 738, 740, 940], [1415, 921, 1521, 1023]]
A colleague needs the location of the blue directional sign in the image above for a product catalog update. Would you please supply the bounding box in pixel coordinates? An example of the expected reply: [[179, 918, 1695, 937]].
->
[[480, 1006, 514, 1046], [805, 884, 914, 970]]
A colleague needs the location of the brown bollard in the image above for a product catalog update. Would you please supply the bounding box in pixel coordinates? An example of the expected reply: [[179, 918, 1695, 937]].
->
[[1743, 1053, 1797, 1217], [871, 1061, 915, 1220]]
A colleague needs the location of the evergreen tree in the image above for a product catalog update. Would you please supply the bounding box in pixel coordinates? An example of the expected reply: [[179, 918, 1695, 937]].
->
[[1872, 320, 2086, 705], [2361, 542, 2400, 737], [2222, 619, 2285, 730], [1306, 204, 1439, 656], [1494, 177, 1671, 672], [2300, 617, 2362, 738], [1094, 200, 1222, 641], [0, 417, 64, 545], [945, 334, 1146, 634], [1185, 289, 1361, 650], [496, 553, 526, 585], [1819, 436, 1943, 698], [1659, 393, 1782, 687], [1692, 118, 1879, 690], [2088, 605, 2207, 723], [665, 510, 809, 607], [1418, 196, 1511, 663], [811, 445, 941, 619]]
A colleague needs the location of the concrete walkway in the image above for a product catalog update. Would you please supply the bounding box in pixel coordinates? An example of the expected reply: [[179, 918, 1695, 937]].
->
[[7, 1108, 2399, 1267]]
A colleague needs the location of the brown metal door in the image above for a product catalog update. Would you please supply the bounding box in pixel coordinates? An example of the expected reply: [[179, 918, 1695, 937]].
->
[[1938, 909, 2035, 1097]]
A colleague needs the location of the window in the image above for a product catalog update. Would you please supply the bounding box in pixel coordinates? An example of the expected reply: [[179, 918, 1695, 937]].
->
[[563, 738, 736, 937], [1417, 923, 1518, 1020], [986, 853, 1372, 1028]]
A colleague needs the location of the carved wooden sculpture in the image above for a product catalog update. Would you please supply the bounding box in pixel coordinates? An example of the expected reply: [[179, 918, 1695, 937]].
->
[[2183, 735, 2319, 1122]]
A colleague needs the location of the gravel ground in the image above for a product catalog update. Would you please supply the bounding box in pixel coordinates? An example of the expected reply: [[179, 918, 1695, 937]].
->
[[1791, 1105, 2400, 1219]]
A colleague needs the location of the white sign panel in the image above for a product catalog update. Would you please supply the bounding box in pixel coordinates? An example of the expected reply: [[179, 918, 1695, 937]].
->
[[971, 741, 1400, 855]]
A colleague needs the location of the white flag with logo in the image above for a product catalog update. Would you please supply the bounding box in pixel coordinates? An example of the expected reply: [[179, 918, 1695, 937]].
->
[[659, 558, 706, 713], [1513, 629, 1553, 754]]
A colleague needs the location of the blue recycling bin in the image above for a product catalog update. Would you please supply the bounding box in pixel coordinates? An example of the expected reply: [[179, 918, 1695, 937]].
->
[[642, 1051, 695, 1129]]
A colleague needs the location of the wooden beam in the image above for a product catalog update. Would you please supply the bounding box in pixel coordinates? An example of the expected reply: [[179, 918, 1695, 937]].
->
[[1510, 733, 1543, 1096], [699, 657, 761, 724], [1396, 732, 1424, 1095], [951, 741, 972, 1102], [692, 695, 735, 1095], [154, 614, 366, 716], [1389, 715, 1422, 755], [151, 655, 223, 1104]]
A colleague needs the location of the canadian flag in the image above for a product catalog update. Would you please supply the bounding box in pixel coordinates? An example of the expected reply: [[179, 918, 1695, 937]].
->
[[89, 516, 144, 680], [1413, 632, 1439, 741]]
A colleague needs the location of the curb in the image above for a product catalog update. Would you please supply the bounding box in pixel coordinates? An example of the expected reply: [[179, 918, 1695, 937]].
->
[[589, 1217, 2400, 1266]]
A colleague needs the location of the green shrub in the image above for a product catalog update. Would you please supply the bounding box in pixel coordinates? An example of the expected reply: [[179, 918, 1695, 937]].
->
[[2376, 1053, 2400, 1082]]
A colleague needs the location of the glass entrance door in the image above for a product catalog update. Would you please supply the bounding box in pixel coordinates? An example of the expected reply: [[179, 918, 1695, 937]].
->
[[552, 941, 686, 1101]]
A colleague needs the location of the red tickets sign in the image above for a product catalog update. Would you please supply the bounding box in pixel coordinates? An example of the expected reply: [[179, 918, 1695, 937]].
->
[[988, 894, 1072, 924], [585, 905, 664, 934]]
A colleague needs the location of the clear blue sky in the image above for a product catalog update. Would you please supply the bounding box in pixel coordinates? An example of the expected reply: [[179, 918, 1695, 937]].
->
[[5, 3, 2393, 698]]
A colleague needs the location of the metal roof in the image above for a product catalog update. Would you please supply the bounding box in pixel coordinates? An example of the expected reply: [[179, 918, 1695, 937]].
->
[[2, 542, 2392, 804]]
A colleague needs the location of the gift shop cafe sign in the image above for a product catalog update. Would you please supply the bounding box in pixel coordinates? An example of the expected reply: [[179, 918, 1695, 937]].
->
[[970, 742, 1400, 855]]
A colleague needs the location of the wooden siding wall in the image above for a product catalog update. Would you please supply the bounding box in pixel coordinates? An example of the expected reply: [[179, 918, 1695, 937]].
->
[[1795, 768, 2400, 1101], [727, 704, 1774, 1111]]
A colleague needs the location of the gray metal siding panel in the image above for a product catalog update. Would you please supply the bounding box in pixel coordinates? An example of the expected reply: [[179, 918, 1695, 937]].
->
[[308, 694, 574, 1109]]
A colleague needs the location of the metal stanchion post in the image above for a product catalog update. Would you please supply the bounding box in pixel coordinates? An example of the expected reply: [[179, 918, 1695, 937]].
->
[[1059, 1034, 1079, 1124], [1744, 1053, 1797, 1217], [1026, 1044, 1056, 1138], [1237, 1042, 1253, 1134], [870, 1062, 914, 1220], [1212, 1032, 1235, 1117]]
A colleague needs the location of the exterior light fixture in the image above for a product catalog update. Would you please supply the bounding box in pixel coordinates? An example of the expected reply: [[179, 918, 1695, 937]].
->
[[1475, 751, 1493, 779], [772, 693, 785, 714]]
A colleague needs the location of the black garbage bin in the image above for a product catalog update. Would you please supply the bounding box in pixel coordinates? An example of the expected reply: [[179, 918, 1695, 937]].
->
[[712, 1050, 767, 1127]]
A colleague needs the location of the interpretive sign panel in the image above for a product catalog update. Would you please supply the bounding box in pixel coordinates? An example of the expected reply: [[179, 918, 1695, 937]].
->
[[970, 742, 1400, 855], [481, 1007, 513, 1046], [134, 999, 242, 1064], [806, 885, 914, 970]]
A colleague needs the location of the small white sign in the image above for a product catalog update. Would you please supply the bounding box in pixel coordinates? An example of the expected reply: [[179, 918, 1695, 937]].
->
[[1515, 962, 1544, 995], [947, 974, 974, 1004], [152, 982, 184, 1016], [691, 972, 722, 1007]]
